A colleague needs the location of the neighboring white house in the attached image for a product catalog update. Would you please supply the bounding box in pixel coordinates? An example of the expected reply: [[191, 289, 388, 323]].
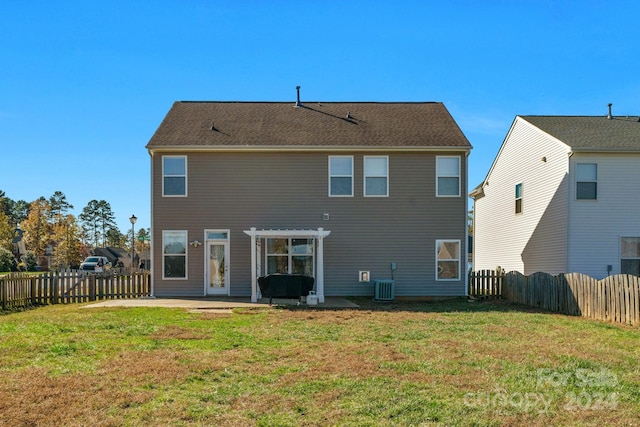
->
[[471, 111, 640, 278]]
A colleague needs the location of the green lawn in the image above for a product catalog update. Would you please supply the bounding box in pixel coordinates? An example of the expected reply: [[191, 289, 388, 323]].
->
[[1, 299, 638, 426]]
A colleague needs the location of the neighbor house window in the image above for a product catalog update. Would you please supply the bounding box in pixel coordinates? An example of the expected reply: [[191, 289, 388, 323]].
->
[[163, 230, 187, 279], [163, 156, 187, 196], [621, 237, 640, 276], [436, 156, 460, 197], [515, 183, 523, 214], [576, 163, 597, 200], [436, 240, 460, 280], [329, 156, 353, 196], [364, 156, 389, 196], [266, 238, 314, 276]]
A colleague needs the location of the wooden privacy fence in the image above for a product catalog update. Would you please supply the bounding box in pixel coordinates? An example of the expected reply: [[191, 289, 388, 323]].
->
[[1, 270, 150, 311], [469, 270, 640, 325], [468, 269, 503, 297]]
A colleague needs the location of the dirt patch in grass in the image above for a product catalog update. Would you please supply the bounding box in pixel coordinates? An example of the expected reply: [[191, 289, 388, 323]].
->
[[0, 368, 153, 426], [150, 325, 212, 340], [0, 348, 218, 426], [99, 348, 193, 385]]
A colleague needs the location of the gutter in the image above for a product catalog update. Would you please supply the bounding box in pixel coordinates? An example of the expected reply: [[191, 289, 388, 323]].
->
[[147, 146, 473, 154]]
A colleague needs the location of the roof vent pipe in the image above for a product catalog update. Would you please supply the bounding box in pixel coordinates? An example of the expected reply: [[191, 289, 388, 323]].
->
[[607, 103, 613, 119], [295, 86, 302, 107]]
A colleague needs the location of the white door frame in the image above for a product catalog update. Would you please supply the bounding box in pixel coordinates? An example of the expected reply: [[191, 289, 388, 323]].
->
[[204, 230, 230, 296]]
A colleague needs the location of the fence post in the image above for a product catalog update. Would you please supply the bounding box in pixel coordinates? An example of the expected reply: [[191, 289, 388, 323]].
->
[[89, 274, 96, 301], [49, 271, 57, 304], [1, 275, 6, 310], [30, 276, 36, 306]]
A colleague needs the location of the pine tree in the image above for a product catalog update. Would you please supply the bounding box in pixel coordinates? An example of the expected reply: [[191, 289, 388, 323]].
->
[[49, 191, 74, 220], [79, 200, 117, 247]]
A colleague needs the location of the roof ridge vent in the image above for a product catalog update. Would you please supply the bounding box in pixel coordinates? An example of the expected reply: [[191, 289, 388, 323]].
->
[[295, 86, 302, 107], [607, 103, 613, 120]]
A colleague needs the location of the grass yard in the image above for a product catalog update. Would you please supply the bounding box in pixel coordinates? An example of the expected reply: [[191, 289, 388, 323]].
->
[[1, 299, 639, 426]]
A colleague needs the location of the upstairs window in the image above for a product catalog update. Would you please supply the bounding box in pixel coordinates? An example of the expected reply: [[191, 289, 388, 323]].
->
[[515, 183, 523, 214], [576, 163, 597, 200], [163, 156, 187, 196], [436, 156, 460, 197], [364, 156, 389, 197], [329, 156, 353, 197]]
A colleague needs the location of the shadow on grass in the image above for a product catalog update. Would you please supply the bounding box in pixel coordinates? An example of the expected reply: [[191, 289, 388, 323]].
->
[[275, 297, 550, 315]]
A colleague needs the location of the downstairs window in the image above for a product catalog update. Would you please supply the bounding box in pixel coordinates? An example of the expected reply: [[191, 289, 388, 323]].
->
[[163, 230, 187, 279], [621, 237, 640, 276], [436, 240, 460, 280]]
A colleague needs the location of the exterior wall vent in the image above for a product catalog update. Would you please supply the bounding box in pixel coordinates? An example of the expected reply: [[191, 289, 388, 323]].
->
[[295, 85, 302, 107]]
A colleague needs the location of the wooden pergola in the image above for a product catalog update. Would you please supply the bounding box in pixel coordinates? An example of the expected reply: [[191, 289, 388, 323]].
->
[[243, 227, 331, 303]]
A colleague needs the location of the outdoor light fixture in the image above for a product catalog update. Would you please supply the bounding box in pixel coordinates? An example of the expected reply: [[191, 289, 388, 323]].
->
[[190, 240, 202, 247], [130, 215, 137, 269]]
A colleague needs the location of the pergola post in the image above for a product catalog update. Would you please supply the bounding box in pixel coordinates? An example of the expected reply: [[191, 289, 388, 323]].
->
[[316, 227, 325, 303], [249, 227, 257, 302]]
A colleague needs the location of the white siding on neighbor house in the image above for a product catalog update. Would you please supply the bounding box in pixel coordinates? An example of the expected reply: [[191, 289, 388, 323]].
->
[[474, 117, 571, 275], [568, 153, 640, 278]]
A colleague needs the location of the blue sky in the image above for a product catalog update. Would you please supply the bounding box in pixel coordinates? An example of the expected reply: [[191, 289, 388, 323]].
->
[[2, 0, 639, 233]]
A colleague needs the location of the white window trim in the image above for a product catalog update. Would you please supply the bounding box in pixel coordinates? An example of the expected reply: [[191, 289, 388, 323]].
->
[[363, 155, 389, 197], [436, 156, 461, 197], [328, 155, 354, 197], [435, 239, 460, 281], [620, 236, 640, 275], [162, 155, 188, 197], [162, 230, 188, 280], [515, 182, 523, 214]]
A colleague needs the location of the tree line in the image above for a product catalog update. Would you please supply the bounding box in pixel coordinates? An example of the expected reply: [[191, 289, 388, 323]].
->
[[0, 190, 149, 271]]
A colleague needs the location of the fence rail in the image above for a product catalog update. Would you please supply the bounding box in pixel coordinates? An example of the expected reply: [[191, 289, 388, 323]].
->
[[469, 270, 640, 326], [1, 270, 150, 311]]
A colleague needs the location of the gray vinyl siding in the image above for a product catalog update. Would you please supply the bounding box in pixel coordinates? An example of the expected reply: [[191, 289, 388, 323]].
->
[[151, 150, 468, 297]]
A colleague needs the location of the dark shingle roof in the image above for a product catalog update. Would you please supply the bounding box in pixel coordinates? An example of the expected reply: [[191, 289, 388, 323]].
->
[[146, 101, 471, 150], [522, 115, 640, 151]]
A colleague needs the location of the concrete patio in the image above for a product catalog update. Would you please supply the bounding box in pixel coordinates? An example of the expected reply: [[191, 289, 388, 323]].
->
[[83, 296, 360, 310]]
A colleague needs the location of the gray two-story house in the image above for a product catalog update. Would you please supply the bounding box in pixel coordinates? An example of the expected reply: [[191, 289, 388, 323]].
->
[[146, 98, 472, 302]]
